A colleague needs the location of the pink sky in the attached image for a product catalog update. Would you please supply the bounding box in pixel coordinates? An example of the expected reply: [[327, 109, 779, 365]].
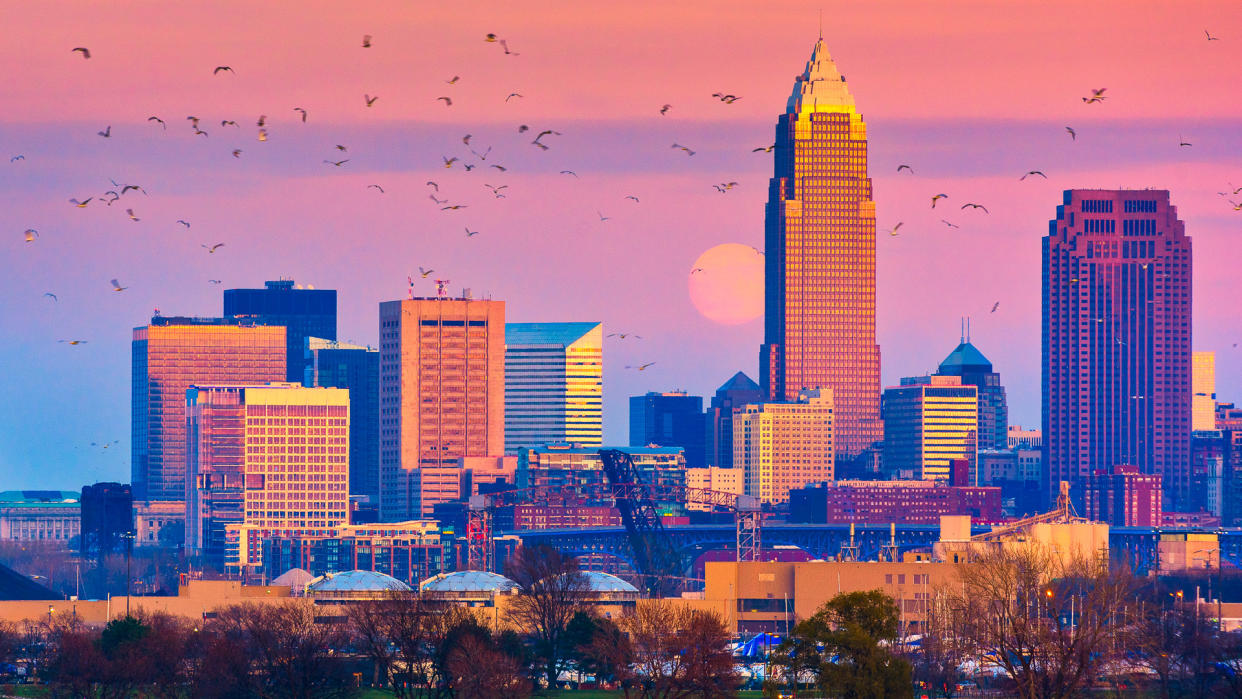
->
[[2, 0, 1241, 487]]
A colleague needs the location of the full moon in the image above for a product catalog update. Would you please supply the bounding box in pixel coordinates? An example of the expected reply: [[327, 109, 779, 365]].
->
[[688, 243, 764, 325]]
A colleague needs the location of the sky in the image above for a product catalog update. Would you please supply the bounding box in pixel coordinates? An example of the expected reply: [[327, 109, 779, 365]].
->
[[2, 0, 1241, 489]]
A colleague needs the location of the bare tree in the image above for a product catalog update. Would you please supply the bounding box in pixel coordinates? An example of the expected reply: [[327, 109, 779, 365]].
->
[[504, 545, 590, 688], [212, 601, 356, 699], [618, 600, 738, 699], [912, 594, 972, 698], [444, 631, 531, 699], [944, 545, 1138, 699], [347, 591, 455, 698]]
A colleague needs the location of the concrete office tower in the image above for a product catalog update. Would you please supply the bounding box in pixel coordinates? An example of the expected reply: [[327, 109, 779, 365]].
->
[[306, 338, 380, 503], [734, 389, 835, 504], [704, 372, 764, 468], [224, 279, 337, 384], [760, 38, 881, 460], [629, 391, 706, 468], [1193, 351, 1216, 432], [186, 384, 350, 567], [1043, 190, 1192, 509], [935, 333, 1008, 451], [379, 297, 505, 520], [132, 317, 286, 502], [882, 376, 979, 482], [504, 323, 603, 452]]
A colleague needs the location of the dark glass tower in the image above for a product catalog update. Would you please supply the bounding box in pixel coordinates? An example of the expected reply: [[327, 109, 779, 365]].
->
[[224, 280, 336, 383], [704, 372, 764, 467], [760, 39, 882, 460], [1043, 189, 1192, 509], [936, 334, 1008, 451], [629, 392, 706, 468], [306, 338, 380, 504]]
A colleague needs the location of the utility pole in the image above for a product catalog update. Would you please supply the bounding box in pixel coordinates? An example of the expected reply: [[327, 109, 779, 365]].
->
[[122, 530, 136, 617]]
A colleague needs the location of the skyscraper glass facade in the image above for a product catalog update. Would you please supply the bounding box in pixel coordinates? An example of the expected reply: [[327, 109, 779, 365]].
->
[[224, 280, 336, 384], [504, 322, 603, 452], [1043, 189, 1192, 509], [629, 391, 706, 468], [936, 339, 1008, 451], [761, 39, 881, 460], [306, 338, 380, 503], [882, 376, 979, 482]]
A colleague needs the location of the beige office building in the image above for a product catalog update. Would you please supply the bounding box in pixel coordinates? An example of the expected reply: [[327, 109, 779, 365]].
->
[[684, 467, 745, 511], [733, 389, 834, 504], [1194, 351, 1217, 432], [379, 298, 505, 520]]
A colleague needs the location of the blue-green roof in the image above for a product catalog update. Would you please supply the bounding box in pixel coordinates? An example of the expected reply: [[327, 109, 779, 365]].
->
[[938, 341, 993, 373], [421, 570, 518, 593], [506, 322, 601, 347], [581, 571, 639, 593], [0, 491, 80, 505], [306, 570, 411, 593], [716, 371, 760, 394]]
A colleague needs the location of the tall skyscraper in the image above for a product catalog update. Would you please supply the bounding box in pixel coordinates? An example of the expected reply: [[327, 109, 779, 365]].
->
[[760, 38, 881, 460], [132, 317, 286, 502], [704, 372, 764, 468], [882, 376, 979, 482], [504, 322, 603, 452], [1043, 190, 1192, 509], [379, 297, 505, 521], [224, 279, 337, 384], [734, 389, 835, 504], [306, 338, 380, 503], [1193, 351, 1216, 431], [186, 383, 349, 567], [935, 334, 1008, 451], [629, 391, 706, 468]]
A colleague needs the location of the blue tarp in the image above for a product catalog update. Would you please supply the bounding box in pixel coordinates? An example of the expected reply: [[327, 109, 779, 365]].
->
[[738, 633, 783, 658]]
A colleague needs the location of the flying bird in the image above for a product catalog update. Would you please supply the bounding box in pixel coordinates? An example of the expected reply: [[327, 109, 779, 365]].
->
[[1205, 30, 1220, 41], [44, 292, 57, 301], [208, 279, 222, 284], [365, 94, 379, 107], [110, 278, 128, 292], [608, 332, 642, 339], [257, 115, 267, 127], [691, 268, 704, 274], [177, 220, 191, 228], [500, 39, 517, 55], [193, 127, 208, 137], [531, 141, 549, 151], [59, 339, 88, 345], [991, 302, 1000, 313], [418, 267, 434, 278], [125, 208, 139, 221], [445, 76, 460, 84], [426, 181, 440, 192], [659, 104, 671, 115], [506, 92, 523, 101], [490, 164, 507, 172], [71, 47, 91, 59], [1082, 88, 1107, 104], [560, 170, 578, 178], [470, 146, 492, 160], [120, 184, 145, 196], [961, 203, 990, 213], [1020, 170, 1047, 180], [213, 66, 234, 75], [931, 194, 948, 208], [441, 205, 468, 210], [257, 129, 268, 142], [941, 219, 960, 228], [1178, 136, 1192, 147], [362, 34, 372, 48], [1230, 200, 1242, 211], [888, 222, 903, 236], [69, 197, 92, 208], [752, 144, 775, 153], [436, 96, 452, 106], [518, 125, 529, 133], [202, 243, 224, 253], [443, 156, 459, 168], [221, 120, 238, 127], [896, 164, 913, 173], [711, 93, 741, 103], [147, 116, 166, 129], [534, 129, 561, 141], [625, 195, 640, 203], [368, 184, 385, 193], [323, 159, 350, 167], [1065, 126, 1076, 140], [232, 149, 242, 158], [24, 229, 37, 243], [626, 362, 656, 371], [429, 194, 446, 205], [10, 155, 25, 162], [671, 143, 695, 156], [597, 211, 610, 222], [464, 227, 479, 237], [98, 125, 111, 138], [485, 184, 508, 197], [293, 107, 308, 122]]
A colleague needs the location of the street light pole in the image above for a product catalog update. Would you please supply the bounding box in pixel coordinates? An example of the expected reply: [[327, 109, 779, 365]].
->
[[122, 530, 136, 617]]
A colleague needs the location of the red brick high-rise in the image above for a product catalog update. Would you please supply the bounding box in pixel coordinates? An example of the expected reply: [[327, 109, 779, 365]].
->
[[1043, 190, 1192, 509], [761, 38, 881, 460]]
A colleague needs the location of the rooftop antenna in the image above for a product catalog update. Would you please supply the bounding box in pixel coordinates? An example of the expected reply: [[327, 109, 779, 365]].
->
[[818, 8, 823, 40], [434, 279, 450, 297], [960, 317, 965, 344], [406, 276, 415, 301], [967, 317, 971, 343]]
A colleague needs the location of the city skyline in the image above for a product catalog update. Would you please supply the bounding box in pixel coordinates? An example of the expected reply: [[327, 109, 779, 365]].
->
[[4, 1, 1242, 488]]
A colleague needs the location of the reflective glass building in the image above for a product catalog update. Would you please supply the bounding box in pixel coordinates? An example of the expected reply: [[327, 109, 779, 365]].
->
[[132, 317, 286, 502], [306, 338, 380, 503], [935, 337, 1008, 451], [760, 38, 881, 460], [1042, 190, 1192, 509], [882, 376, 979, 482], [224, 280, 336, 384], [628, 391, 706, 468], [504, 322, 603, 453]]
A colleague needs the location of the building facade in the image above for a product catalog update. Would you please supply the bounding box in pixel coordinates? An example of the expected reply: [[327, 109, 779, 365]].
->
[[704, 372, 764, 468], [935, 338, 1007, 451], [760, 39, 881, 461], [788, 480, 1002, 525], [0, 491, 79, 543], [882, 376, 979, 482], [306, 338, 379, 503], [504, 322, 603, 453], [242, 520, 443, 586], [734, 389, 835, 505], [132, 317, 286, 502], [224, 279, 337, 384], [515, 444, 686, 503], [379, 298, 505, 521], [186, 384, 350, 567], [1043, 190, 1192, 509], [1084, 465, 1162, 527], [629, 391, 706, 468], [79, 482, 133, 558], [1006, 426, 1042, 449], [1194, 351, 1216, 431]]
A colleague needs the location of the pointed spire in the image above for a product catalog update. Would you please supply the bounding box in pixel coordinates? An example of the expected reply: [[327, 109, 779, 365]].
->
[[786, 38, 857, 115]]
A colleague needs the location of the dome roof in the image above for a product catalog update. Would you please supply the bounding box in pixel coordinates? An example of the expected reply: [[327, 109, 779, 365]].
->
[[306, 570, 411, 593], [270, 568, 314, 589], [580, 571, 639, 593], [420, 570, 519, 593]]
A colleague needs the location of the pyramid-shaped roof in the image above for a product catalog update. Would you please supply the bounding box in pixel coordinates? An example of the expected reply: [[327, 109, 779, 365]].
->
[[938, 341, 993, 374], [786, 39, 857, 115], [716, 371, 760, 394]]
